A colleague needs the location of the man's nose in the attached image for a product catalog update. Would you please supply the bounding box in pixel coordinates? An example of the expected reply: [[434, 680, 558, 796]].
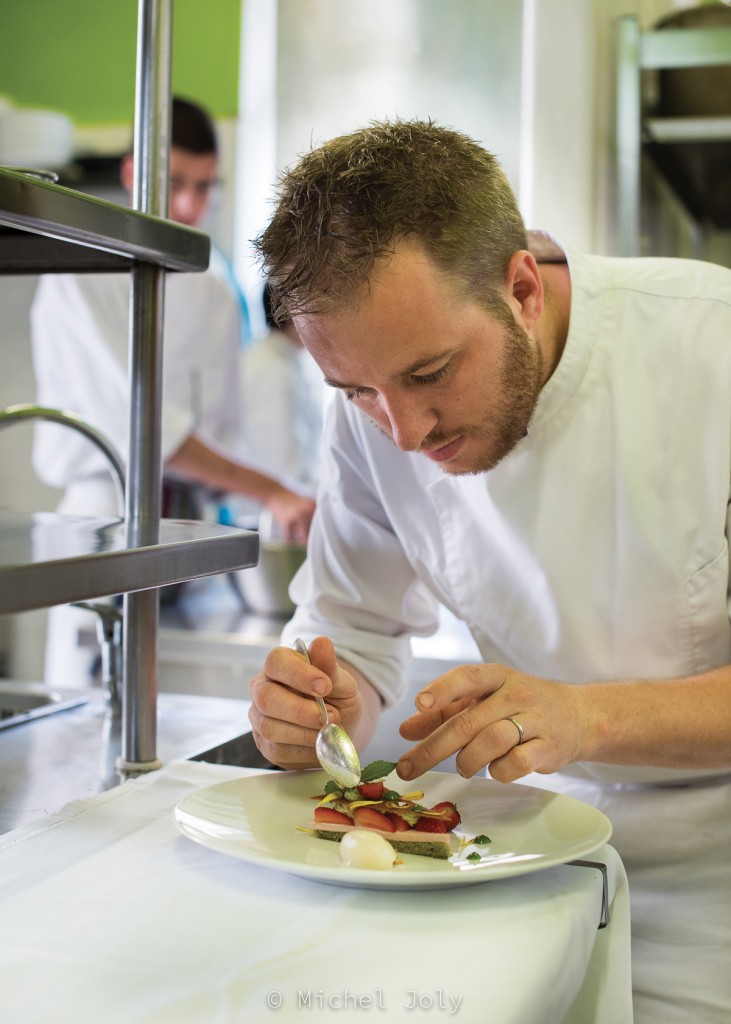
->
[[169, 189, 199, 225], [379, 394, 437, 452]]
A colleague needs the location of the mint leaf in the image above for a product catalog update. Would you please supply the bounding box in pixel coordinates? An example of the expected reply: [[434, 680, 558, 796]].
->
[[323, 780, 343, 795], [359, 760, 398, 783]]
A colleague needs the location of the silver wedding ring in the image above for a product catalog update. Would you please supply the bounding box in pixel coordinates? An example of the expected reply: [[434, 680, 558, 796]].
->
[[507, 716, 525, 745]]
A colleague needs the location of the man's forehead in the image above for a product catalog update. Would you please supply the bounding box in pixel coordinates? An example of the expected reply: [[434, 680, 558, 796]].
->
[[293, 292, 470, 392], [283, 237, 454, 317], [169, 148, 218, 176]]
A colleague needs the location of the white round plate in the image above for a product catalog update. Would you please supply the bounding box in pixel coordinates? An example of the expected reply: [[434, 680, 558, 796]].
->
[[173, 770, 612, 891]]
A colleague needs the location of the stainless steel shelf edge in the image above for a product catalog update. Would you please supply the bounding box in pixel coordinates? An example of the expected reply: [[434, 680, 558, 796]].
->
[[0, 167, 210, 273], [641, 26, 731, 70], [645, 116, 731, 143], [0, 512, 259, 613]]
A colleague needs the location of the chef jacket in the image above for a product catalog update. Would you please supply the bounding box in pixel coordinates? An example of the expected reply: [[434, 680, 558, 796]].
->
[[30, 260, 242, 511], [282, 250, 731, 787], [237, 328, 327, 491]]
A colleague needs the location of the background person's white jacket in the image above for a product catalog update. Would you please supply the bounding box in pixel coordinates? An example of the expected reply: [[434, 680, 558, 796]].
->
[[30, 261, 244, 685], [31, 263, 242, 513]]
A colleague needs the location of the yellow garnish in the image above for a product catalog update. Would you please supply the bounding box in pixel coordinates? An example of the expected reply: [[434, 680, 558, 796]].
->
[[297, 826, 316, 833], [316, 792, 343, 807]]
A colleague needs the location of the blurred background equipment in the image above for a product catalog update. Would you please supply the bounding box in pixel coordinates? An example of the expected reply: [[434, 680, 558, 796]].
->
[[615, 2, 731, 261]]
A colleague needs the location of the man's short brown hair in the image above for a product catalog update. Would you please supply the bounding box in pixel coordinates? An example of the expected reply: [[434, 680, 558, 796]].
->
[[254, 119, 527, 324]]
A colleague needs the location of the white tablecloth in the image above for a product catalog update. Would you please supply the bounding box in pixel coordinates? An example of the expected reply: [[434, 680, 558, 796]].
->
[[0, 761, 632, 1024]]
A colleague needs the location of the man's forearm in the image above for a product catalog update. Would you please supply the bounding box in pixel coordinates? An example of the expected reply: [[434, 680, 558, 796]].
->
[[167, 432, 285, 504], [578, 664, 731, 770]]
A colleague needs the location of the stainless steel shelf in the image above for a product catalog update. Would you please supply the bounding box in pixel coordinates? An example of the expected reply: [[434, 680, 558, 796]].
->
[[640, 25, 731, 70], [0, 511, 259, 613], [0, 166, 210, 274], [616, 15, 731, 255], [645, 116, 731, 144], [0, 0, 229, 771]]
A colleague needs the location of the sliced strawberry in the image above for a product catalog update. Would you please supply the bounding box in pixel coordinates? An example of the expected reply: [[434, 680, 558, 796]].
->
[[314, 806, 352, 825], [431, 801, 461, 831], [414, 815, 448, 833], [357, 781, 385, 800], [353, 807, 396, 832], [386, 812, 412, 832]]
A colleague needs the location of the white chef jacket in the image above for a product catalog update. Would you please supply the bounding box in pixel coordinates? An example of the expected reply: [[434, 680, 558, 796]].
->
[[30, 262, 242, 514], [285, 251, 731, 734], [30, 262, 244, 687], [237, 328, 327, 491], [282, 250, 731, 1022]]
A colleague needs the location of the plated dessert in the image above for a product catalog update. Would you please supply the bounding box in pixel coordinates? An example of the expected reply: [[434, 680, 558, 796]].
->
[[306, 759, 462, 862]]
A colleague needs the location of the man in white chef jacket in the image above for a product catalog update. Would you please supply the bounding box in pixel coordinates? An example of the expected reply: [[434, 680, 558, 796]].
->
[[30, 97, 315, 686], [234, 282, 327, 518], [247, 120, 731, 1024]]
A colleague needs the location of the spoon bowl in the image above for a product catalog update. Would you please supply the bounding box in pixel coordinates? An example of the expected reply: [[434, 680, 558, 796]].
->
[[293, 638, 361, 789]]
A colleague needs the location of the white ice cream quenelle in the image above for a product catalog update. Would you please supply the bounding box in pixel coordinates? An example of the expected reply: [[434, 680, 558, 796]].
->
[[339, 829, 398, 870]]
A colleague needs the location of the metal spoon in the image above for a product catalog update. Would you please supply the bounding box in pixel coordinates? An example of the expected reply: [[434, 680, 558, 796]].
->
[[293, 638, 361, 789]]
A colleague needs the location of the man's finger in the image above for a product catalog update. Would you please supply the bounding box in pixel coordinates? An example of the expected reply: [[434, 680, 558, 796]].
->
[[264, 645, 331, 698], [413, 664, 508, 715]]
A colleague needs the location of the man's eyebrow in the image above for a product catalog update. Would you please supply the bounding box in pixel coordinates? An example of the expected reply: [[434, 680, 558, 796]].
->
[[324, 351, 452, 391], [324, 376, 355, 390]]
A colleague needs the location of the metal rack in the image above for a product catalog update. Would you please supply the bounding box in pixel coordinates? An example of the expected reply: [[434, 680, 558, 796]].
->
[[0, 512, 257, 615], [615, 13, 731, 257], [0, 165, 210, 272], [0, 0, 258, 769]]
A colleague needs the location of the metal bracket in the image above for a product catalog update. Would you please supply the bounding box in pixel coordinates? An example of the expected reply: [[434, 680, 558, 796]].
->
[[568, 859, 610, 929]]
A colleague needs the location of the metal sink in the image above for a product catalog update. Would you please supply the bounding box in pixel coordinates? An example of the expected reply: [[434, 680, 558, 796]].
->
[[0, 681, 89, 730]]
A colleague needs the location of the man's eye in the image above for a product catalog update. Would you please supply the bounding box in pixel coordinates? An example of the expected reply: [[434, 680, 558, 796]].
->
[[344, 386, 369, 401], [169, 178, 219, 195], [413, 365, 449, 385]]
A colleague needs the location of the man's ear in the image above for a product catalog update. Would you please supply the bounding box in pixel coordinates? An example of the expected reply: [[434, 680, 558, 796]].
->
[[505, 250, 544, 331], [119, 154, 134, 196]]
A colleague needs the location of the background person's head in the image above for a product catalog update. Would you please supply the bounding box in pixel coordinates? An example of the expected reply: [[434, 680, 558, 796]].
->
[[255, 118, 528, 325], [120, 96, 219, 227]]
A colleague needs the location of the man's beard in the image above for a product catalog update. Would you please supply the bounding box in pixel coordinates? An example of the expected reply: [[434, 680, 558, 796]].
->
[[427, 315, 543, 476]]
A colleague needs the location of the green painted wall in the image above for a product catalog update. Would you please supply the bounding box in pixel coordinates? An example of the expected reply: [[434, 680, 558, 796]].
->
[[0, 0, 241, 125]]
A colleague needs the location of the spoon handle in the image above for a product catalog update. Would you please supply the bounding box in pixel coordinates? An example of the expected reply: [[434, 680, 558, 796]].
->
[[293, 638, 329, 728], [314, 695, 329, 729]]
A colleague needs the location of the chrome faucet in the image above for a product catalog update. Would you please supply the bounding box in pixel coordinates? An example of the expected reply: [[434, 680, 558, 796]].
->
[[0, 404, 127, 714], [71, 601, 123, 717], [0, 404, 126, 516]]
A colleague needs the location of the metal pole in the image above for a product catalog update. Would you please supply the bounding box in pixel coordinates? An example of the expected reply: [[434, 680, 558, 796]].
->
[[616, 15, 642, 257], [118, 0, 172, 772]]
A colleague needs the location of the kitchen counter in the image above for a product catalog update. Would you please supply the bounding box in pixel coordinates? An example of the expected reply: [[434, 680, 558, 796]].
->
[[0, 595, 634, 1023], [0, 687, 251, 835], [0, 759, 633, 1024]]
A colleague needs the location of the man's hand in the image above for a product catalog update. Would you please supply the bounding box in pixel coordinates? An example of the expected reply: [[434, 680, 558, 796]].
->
[[248, 636, 365, 770], [396, 663, 587, 783], [265, 487, 316, 544]]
